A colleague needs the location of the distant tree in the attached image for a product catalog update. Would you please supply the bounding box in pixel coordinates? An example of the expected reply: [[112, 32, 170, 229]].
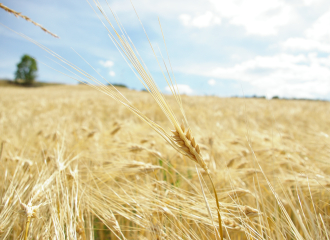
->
[[272, 96, 279, 99], [15, 54, 38, 85]]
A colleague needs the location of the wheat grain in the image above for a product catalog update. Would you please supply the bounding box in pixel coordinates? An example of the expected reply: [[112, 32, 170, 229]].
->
[[226, 188, 252, 198], [110, 126, 121, 135], [171, 123, 209, 173], [241, 206, 260, 218]]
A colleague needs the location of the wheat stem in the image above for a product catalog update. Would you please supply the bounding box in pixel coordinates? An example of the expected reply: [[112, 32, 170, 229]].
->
[[24, 217, 31, 240], [208, 174, 223, 240], [0, 142, 3, 162]]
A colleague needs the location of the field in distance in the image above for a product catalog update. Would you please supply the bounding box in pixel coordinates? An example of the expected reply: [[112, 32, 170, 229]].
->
[[0, 85, 329, 239], [0, 79, 64, 87]]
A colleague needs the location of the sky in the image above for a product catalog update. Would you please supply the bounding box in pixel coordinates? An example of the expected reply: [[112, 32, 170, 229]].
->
[[1, 0, 330, 99]]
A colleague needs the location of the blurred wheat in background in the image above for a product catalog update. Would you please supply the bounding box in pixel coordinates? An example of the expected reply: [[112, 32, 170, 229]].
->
[[1, 85, 330, 239]]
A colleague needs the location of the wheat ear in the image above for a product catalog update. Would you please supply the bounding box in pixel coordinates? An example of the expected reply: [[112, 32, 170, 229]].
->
[[171, 123, 208, 173], [0, 3, 59, 38], [171, 123, 223, 238], [20, 202, 40, 240]]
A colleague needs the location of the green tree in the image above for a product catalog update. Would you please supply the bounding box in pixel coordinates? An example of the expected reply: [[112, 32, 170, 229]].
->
[[15, 54, 38, 85]]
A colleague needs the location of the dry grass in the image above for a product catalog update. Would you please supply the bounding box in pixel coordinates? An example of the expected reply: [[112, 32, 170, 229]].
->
[[1, 85, 330, 239]]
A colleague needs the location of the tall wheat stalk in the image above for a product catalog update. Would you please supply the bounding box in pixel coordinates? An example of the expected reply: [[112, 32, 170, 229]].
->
[[86, 0, 224, 238]]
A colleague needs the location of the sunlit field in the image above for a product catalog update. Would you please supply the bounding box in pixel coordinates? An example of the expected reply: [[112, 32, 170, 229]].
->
[[1, 85, 330, 239]]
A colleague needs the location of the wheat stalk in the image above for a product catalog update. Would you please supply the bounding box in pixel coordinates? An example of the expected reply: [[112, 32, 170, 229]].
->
[[0, 142, 4, 162], [0, 3, 59, 38], [20, 201, 40, 240], [88, 1, 224, 238]]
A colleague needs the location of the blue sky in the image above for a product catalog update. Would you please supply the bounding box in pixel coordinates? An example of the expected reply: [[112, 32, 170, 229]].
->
[[1, 0, 330, 99]]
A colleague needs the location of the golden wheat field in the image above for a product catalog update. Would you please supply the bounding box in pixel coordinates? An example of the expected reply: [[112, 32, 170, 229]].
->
[[0, 84, 330, 239]]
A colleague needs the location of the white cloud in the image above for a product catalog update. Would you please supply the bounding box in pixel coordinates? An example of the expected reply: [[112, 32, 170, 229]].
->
[[196, 53, 330, 98], [99, 60, 114, 68], [100, 60, 115, 76], [209, 0, 294, 35], [179, 11, 221, 28], [303, 0, 323, 5], [208, 79, 216, 85], [281, 10, 330, 52], [179, 14, 191, 26], [282, 38, 330, 52], [165, 84, 193, 95], [306, 10, 330, 41]]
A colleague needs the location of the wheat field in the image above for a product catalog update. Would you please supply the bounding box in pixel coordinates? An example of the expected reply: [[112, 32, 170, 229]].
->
[[0, 84, 329, 239]]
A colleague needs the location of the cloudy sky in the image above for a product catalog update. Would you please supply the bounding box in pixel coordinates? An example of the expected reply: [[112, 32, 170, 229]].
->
[[1, 0, 330, 99]]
